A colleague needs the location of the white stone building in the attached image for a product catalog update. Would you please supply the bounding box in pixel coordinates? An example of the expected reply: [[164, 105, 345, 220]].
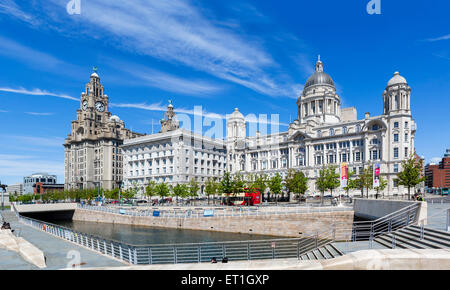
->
[[226, 57, 417, 197], [122, 103, 227, 195]]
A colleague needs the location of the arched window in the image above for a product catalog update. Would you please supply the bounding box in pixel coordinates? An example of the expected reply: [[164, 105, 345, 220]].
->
[[317, 130, 322, 137], [356, 124, 361, 132], [342, 126, 348, 134], [329, 128, 335, 136]]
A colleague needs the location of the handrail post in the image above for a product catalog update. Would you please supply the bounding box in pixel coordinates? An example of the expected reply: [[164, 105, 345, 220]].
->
[[420, 222, 424, 240]]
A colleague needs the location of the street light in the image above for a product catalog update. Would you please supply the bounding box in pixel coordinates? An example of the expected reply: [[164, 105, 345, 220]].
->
[[0, 181, 7, 211]]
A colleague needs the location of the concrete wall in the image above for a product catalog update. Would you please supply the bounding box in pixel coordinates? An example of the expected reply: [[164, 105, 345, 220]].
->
[[353, 199, 427, 225], [73, 209, 354, 240], [13, 203, 78, 213]]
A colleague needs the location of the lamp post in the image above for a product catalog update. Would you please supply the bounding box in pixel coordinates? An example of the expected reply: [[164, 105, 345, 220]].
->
[[0, 181, 7, 211]]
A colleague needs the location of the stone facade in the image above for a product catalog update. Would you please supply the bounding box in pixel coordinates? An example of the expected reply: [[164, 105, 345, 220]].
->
[[64, 70, 143, 190], [226, 57, 417, 197], [121, 104, 227, 195]]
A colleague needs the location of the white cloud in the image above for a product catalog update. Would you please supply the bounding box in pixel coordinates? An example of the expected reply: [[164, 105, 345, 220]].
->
[[0, 0, 36, 25], [429, 157, 442, 164], [24, 0, 302, 98], [425, 34, 450, 42], [105, 59, 224, 96], [25, 112, 54, 116], [0, 153, 63, 178], [2, 135, 65, 147], [0, 87, 78, 101]]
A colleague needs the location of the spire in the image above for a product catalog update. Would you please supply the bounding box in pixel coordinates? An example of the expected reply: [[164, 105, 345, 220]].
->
[[315, 55, 323, 72]]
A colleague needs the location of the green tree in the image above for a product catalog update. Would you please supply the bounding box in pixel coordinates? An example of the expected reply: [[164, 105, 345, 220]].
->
[[188, 178, 200, 199], [144, 181, 157, 202], [356, 166, 374, 198], [220, 172, 233, 194], [396, 155, 426, 200], [375, 176, 388, 199], [285, 169, 308, 202], [268, 173, 283, 202], [316, 166, 329, 205], [155, 182, 170, 199], [204, 178, 219, 205], [232, 172, 246, 194], [172, 184, 189, 205], [326, 166, 340, 197], [343, 170, 356, 197]]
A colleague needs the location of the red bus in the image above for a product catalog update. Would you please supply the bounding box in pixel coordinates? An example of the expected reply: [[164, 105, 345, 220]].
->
[[221, 188, 261, 206]]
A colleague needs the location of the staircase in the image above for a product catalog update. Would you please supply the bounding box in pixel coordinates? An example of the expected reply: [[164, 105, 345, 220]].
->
[[299, 243, 343, 260], [374, 225, 450, 249]]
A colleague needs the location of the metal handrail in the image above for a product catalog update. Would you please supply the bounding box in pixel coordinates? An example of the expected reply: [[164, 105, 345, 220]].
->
[[352, 203, 421, 241]]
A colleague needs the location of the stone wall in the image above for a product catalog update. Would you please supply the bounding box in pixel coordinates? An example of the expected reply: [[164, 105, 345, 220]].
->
[[73, 208, 354, 240]]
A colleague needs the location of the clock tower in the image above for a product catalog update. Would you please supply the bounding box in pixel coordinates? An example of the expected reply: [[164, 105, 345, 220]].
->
[[64, 68, 144, 191]]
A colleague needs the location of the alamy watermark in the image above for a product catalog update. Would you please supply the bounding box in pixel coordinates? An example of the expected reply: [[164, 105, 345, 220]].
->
[[367, 0, 381, 15], [67, 0, 81, 15]]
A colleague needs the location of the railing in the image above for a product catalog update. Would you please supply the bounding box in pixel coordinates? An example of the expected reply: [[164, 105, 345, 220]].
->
[[78, 204, 353, 219], [12, 203, 340, 265], [352, 203, 421, 242]]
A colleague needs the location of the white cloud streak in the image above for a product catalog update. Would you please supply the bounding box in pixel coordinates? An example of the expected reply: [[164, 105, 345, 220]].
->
[[25, 112, 54, 116], [31, 0, 302, 98], [425, 34, 450, 42], [0, 87, 78, 101]]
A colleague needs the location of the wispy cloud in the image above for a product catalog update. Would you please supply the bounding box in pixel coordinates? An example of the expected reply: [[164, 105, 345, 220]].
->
[[0, 109, 8, 113], [13, 0, 302, 98], [0, 153, 63, 178], [0, 35, 83, 76], [425, 34, 450, 42], [25, 112, 54, 116], [0, 87, 78, 101], [0, 0, 36, 25], [2, 135, 65, 147], [106, 59, 224, 96]]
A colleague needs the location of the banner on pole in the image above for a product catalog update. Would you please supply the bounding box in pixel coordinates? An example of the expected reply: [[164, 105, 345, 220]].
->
[[373, 163, 380, 188], [340, 163, 348, 188]]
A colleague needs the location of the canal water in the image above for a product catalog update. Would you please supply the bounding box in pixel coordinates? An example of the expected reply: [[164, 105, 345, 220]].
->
[[48, 219, 280, 245]]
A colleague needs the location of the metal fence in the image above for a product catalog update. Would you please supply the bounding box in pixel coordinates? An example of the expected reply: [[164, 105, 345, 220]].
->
[[78, 204, 353, 219], [351, 203, 421, 242], [12, 203, 338, 265]]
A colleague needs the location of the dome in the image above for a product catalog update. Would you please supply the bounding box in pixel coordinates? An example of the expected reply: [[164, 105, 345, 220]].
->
[[229, 108, 244, 120], [387, 72, 407, 87], [110, 115, 121, 122], [304, 71, 335, 89], [304, 56, 335, 89]]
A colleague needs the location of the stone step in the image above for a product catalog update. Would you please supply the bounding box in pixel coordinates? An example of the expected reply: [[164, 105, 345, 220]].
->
[[399, 228, 450, 248], [409, 226, 450, 241], [384, 233, 428, 249], [393, 231, 444, 249]]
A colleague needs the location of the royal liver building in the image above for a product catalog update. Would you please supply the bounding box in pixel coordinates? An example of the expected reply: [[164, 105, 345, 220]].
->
[[227, 57, 416, 196], [64, 70, 143, 190]]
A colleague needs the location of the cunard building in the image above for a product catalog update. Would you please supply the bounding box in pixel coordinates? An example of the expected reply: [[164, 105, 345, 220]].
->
[[227, 57, 417, 196], [64, 69, 143, 190]]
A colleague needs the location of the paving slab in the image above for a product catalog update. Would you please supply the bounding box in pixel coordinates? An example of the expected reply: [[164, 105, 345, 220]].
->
[[1, 211, 126, 270]]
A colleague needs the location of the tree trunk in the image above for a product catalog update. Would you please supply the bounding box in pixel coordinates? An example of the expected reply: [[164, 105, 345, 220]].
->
[[408, 186, 411, 200]]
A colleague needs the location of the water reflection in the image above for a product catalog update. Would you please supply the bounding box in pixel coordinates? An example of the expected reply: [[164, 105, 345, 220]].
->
[[53, 220, 279, 245]]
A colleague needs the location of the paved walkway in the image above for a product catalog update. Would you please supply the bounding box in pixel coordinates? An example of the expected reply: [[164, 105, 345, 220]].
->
[[0, 248, 38, 270], [426, 199, 450, 232], [1, 211, 126, 270]]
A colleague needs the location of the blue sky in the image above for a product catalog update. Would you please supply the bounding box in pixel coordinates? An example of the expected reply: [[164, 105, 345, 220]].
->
[[0, 0, 449, 185]]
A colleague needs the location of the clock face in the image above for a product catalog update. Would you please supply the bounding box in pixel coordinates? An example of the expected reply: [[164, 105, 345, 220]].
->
[[95, 101, 105, 112], [82, 100, 88, 111]]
